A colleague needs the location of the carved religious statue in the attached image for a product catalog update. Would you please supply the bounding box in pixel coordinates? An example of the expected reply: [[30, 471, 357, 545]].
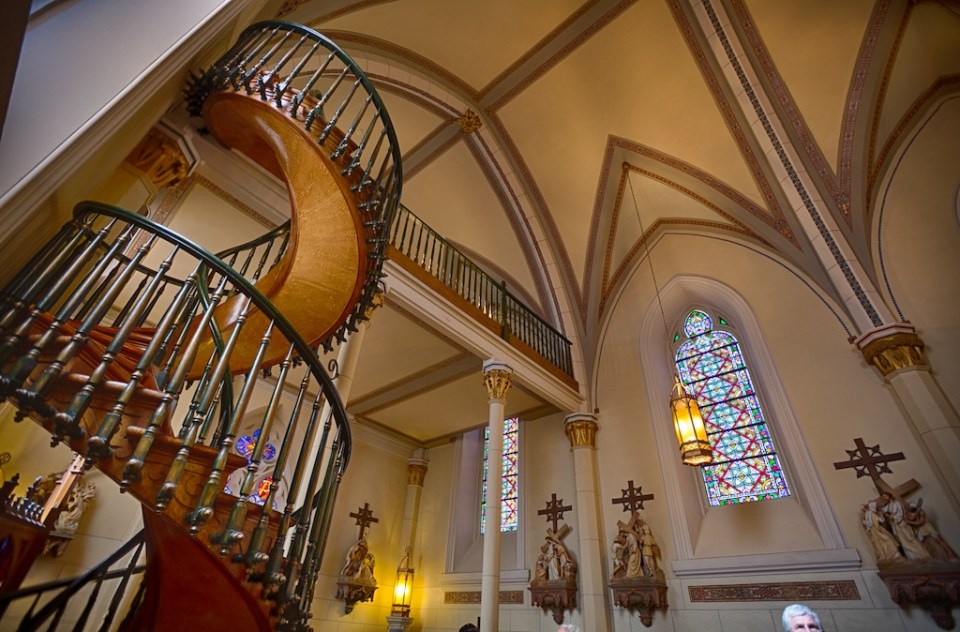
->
[[608, 481, 667, 628], [861, 493, 957, 567], [529, 494, 578, 624], [335, 504, 379, 613], [611, 513, 664, 582], [834, 437, 960, 630], [24, 457, 98, 557]]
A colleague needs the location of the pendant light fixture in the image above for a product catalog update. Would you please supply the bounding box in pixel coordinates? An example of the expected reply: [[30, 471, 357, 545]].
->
[[626, 164, 713, 466]]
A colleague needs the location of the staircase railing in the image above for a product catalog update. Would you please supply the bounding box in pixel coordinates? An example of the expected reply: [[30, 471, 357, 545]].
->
[[389, 205, 574, 377], [185, 20, 403, 347], [0, 202, 353, 627], [0, 530, 147, 631]]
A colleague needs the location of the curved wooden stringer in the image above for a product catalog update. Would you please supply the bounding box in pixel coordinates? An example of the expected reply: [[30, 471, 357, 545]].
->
[[0, 22, 401, 631]]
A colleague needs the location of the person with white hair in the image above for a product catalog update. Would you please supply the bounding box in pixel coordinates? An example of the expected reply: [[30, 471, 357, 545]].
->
[[781, 604, 823, 631], [556, 625, 580, 632]]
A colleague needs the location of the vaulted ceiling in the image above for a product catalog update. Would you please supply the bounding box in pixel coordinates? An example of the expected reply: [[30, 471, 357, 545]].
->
[[238, 0, 959, 442]]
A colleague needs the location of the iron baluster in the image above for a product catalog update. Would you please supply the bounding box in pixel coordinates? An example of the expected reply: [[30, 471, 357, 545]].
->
[[186, 313, 273, 536], [212, 339, 292, 554], [305, 65, 349, 131], [288, 50, 337, 118], [259, 32, 310, 102]]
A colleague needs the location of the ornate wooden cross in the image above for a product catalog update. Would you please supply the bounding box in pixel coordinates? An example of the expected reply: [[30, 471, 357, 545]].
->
[[832, 437, 918, 497], [611, 480, 654, 513], [349, 502, 379, 539], [538, 493, 572, 533]]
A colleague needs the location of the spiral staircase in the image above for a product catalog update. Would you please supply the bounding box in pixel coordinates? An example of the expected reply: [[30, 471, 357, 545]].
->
[[0, 22, 401, 631]]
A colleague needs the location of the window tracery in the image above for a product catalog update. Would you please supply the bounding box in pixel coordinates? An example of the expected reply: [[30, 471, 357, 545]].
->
[[674, 309, 789, 506]]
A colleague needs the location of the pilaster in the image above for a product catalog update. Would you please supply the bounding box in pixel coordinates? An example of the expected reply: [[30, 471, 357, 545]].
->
[[856, 324, 960, 508]]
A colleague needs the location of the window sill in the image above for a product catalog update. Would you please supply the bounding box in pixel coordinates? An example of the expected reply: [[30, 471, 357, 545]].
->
[[671, 548, 862, 577]]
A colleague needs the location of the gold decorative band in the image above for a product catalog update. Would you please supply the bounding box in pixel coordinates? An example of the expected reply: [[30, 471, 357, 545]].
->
[[860, 331, 926, 376]]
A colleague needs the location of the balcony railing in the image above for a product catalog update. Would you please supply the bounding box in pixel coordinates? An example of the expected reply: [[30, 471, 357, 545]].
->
[[388, 205, 573, 379]]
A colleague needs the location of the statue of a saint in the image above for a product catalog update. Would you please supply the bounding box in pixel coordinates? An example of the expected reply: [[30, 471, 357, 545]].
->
[[860, 502, 903, 564]]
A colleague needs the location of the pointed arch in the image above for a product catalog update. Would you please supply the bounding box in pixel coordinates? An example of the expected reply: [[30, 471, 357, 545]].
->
[[639, 276, 859, 575], [674, 307, 790, 506]]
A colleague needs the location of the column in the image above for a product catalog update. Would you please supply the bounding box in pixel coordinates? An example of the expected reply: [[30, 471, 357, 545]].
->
[[386, 450, 428, 632], [564, 412, 610, 632], [399, 448, 428, 557], [857, 324, 960, 509], [293, 294, 381, 510], [480, 360, 512, 632]]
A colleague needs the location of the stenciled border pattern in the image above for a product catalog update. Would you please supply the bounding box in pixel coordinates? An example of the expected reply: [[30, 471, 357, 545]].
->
[[444, 591, 525, 605], [700, 0, 883, 328], [689, 580, 860, 602]]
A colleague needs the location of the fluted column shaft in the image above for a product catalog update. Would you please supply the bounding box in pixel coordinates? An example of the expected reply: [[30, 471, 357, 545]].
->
[[564, 413, 609, 632], [480, 360, 512, 632]]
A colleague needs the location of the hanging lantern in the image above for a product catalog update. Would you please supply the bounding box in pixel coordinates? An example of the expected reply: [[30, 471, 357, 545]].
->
[[670, 376, 713, 466], [391, 547, 414, 618]]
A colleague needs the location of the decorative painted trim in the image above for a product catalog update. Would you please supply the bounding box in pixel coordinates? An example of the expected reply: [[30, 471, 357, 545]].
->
[[444, 591, 524, 604], [465, 132, 559, 325], [873, 87, 960, 321], [482, 0, 637, 110], [601, 218, 757, 316], [402, 125, 461, 181], [870, 75, 960, 203], [688, 580, 860, 602], [699, 0, 883, 328], [194, 175, 276, 228], [868, 5, 913, 185], [838, 0, 894, 214], [600, 159, 766, 310], [485, 111, 583, 329], [367, 74, 461, 119], [665, 0, 790, 236], [318, 31, 479, 101], [728, 0, 846, 223]]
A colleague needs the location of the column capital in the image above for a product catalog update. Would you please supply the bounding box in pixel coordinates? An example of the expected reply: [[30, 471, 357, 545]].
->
[[483, 360, 513, 401], [407, 459, 429, 487], [564, 412, 599, 448], [855, 324, 926, 377]]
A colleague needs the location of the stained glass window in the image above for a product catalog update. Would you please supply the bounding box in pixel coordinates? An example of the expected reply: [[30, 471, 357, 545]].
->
[[675, 309, 790, 506], [480, 417, 519, 534]]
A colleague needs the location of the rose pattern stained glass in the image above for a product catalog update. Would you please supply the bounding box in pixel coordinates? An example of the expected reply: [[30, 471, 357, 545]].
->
[[675, 310, 790, 506], [481, 417, 519, 533]]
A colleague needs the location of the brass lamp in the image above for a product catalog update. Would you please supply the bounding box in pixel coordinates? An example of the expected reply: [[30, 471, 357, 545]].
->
[[625, 163, 714, 467], [670, 376, 713, 466], [391, 547, 414, 618]]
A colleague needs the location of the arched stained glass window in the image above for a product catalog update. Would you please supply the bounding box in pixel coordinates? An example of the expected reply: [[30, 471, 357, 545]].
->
[[480, 417, 519, 533], [675, 309, 790, 506]]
